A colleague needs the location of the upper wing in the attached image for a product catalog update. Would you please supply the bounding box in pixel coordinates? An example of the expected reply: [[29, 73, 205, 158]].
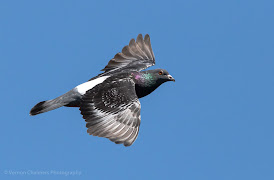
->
[[102, 34, 155, 74], [79, 78, 141, 146]]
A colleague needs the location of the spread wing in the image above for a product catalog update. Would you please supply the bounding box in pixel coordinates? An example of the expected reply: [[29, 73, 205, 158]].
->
[[79, 78, 141, 146], [93, 34, 155, 79]]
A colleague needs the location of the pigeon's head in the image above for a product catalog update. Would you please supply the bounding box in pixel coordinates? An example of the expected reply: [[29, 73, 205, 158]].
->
[[149, 69, 175, 83], [133, 69, 175, 98]]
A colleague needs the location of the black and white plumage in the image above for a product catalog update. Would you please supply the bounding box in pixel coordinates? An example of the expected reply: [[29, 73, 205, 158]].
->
[[30, 34, 175, 146]]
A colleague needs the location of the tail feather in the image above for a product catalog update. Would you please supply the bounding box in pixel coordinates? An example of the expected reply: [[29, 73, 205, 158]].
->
[[30, 99, 66, 116], [30, 89, 81, 116]]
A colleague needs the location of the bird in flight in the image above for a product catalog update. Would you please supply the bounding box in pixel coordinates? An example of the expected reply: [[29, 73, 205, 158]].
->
[[30, 34, 175, 146]]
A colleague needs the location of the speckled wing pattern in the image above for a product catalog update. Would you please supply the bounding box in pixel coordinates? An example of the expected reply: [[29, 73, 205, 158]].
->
[[79, 78, 141, 146], [100, 34, 155, 75]]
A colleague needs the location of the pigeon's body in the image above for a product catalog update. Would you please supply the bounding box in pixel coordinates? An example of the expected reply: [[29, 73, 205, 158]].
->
[[30, 34, 175, 146]]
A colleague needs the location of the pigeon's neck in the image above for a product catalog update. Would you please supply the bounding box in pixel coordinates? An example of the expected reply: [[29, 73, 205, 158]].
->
[[131, 72, 162, 98]]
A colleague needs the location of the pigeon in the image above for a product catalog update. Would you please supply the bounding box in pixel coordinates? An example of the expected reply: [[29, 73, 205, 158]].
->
[[30, 34, 175, 146]]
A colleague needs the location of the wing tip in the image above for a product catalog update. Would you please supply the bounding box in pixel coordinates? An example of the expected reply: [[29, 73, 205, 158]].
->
[[137, 33, 143, 40], [137, 33, 150, 41]]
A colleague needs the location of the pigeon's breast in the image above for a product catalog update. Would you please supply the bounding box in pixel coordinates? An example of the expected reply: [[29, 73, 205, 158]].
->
[[134, 82, 161, 98]]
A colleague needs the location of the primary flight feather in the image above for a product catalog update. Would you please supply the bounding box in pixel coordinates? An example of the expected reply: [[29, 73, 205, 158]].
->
[[30, 34, 175, 146]]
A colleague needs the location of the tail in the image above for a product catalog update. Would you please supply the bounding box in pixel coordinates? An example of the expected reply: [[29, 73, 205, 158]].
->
[[30, 89, 81, 116], [30, 99, 66, 116]]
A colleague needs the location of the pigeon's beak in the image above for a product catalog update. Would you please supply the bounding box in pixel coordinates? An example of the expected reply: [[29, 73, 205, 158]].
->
[[167, 75, 175, 82]]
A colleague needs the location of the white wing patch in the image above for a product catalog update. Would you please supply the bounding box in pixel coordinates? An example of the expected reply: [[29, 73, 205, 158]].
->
[[76, 76, 109, 95]]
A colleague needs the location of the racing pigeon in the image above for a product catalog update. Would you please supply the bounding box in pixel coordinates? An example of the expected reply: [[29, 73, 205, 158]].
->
[[30, 34, 175, 146]]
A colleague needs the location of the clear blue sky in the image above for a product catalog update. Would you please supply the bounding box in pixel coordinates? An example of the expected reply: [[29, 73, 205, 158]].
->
[[1, 0, 274, 179]]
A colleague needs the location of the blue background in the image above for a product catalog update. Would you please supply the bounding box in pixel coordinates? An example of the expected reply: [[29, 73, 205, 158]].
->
[[1, 0, 274, 179]]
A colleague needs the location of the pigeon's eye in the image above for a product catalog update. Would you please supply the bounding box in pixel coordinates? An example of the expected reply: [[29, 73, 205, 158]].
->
[[159, 71, 163, 75]]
